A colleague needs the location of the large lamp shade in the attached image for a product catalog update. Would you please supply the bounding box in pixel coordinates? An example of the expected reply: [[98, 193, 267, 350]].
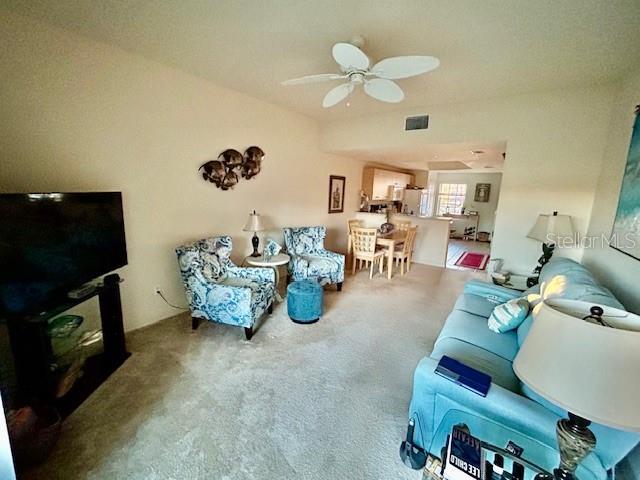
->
[[527, 212, 574, 244], [242, 210, 264, 232], [513, 299, 640, 431]]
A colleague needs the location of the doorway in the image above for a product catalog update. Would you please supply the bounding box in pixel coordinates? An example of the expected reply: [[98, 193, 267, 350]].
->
[[432, 170, 503, 270]]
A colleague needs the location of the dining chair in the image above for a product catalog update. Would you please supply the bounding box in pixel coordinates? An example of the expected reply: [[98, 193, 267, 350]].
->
[[351, 227, 386, 279], [347, 219, 364, 254], [394, 220, 413, 232], [393, 226, 418, 275]]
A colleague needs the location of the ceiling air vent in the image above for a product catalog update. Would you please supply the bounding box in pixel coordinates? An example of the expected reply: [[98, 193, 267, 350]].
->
[[405, 115, 429, 131]]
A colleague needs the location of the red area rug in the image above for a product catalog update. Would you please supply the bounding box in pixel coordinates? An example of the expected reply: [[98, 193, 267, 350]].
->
[[454, 251, 490, 270]]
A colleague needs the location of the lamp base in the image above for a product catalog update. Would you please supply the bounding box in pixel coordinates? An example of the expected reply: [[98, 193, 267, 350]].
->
[[528, 242, 556, 286], [250, 233, 260, 257], [554, 413, 596, 480]]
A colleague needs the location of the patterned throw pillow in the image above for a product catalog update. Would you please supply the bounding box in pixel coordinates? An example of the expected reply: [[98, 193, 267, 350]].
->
[[488, 297, 530, 333], [201, 252, 227, 283], [264, 238, 282, 257]]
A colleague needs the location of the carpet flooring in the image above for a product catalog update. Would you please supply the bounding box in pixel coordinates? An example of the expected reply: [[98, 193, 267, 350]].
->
[[24, 264, 478, 480]]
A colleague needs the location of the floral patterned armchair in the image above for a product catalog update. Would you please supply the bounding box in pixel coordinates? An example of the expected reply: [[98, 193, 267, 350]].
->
[[175, 236, 275, 340], [282, 226, 345, 290]]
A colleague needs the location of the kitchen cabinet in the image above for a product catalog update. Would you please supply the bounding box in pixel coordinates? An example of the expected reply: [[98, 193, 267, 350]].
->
[[362, 167, 414, 200]]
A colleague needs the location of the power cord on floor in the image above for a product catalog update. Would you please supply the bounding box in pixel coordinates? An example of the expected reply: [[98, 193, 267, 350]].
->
[[156, 289, 189, 310]]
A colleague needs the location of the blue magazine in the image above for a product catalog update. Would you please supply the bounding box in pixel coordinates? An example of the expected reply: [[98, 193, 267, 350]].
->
[[435, 356, 491, 397]]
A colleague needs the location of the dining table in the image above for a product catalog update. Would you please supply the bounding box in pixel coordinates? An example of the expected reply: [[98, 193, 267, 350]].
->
[[376, 230, 407, 280]]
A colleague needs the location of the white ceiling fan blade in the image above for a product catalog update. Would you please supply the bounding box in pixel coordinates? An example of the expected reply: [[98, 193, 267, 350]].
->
[[281, 73, 347, 86], [332, 42, 370, 71], [364, 78, 404, 103], [371, 56, 440, 80], [322, 83, 354, 108]]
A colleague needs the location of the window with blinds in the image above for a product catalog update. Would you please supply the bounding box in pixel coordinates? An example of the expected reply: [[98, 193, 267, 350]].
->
[[436, 183, 467, 215]]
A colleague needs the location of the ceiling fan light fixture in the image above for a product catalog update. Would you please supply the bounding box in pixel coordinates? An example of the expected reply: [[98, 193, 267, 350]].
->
[[283, 41, 440, 108], [349, 72, 365, 84]]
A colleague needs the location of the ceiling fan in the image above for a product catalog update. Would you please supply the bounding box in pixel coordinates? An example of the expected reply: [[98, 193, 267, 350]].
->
[[282, 39, 440, 108]]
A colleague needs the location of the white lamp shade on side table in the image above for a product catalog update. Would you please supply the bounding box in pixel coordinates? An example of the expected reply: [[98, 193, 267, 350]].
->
[[243, 211, 265, 232], [513, 299, 640, 432], [527, 213, 574, 244]]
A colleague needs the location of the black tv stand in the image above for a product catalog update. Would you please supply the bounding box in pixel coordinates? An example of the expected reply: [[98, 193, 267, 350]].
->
[[6, 273, 130, 418]]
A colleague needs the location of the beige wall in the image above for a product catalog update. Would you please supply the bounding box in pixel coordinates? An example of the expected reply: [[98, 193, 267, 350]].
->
[[0, 12, 364, 331], [321, 86, 616, 274], [582, 69, 640, 314], [433, 171, 503, 232]]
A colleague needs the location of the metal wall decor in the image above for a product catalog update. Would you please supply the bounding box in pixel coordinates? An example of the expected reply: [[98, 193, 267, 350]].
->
[[199, 146, 265, 190]]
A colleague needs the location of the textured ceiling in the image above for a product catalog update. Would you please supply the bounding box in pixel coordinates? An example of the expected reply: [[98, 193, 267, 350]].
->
[[4, 0, 640, 121]]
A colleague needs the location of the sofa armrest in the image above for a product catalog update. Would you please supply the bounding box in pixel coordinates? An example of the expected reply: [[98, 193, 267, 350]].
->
[[410, 358, 556, 446], [409, 357, 607, 480], [463, 279, 523, 304]]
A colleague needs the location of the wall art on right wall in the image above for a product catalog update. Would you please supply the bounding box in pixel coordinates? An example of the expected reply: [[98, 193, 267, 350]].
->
[[611, 105, 640, 260], [474, 183, 491, 202]]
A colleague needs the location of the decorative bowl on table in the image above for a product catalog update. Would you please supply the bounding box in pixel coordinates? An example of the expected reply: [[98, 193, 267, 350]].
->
[[379, 222, 394, 234], [46, 315, 83, 338]]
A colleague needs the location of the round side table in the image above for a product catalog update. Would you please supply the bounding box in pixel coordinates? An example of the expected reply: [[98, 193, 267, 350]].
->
[[244, 253, 290, 302]]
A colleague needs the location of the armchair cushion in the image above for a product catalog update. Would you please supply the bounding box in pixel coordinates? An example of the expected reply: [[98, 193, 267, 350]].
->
[[305, 255, 341, 277]]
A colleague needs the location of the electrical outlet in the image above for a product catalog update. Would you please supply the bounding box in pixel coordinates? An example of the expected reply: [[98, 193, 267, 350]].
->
[[155, 286, 162, 295]]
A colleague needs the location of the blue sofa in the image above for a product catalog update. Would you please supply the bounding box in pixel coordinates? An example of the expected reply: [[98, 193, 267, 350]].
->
[[408, 258, 639, 479]]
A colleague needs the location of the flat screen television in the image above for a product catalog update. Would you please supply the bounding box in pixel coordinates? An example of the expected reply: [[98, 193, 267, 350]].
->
[[0, 192, 128, 316]]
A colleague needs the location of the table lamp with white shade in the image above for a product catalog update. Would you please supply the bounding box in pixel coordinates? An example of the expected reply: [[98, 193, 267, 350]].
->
[[513, 299, 640, 480], [527, 212, 574, 286], [243, 210, 265, 257]]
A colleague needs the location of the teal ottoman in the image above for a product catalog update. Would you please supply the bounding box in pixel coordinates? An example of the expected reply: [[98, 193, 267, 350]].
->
[[287, 280, 323, 324]]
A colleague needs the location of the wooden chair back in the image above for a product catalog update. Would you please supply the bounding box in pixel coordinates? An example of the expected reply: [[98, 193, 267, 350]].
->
[[401, 227, 418, 255], [347, 219, 364, 254], [394, 220, 413, 232], [351, 227, 378, 255], [348, 219, 363, 233]]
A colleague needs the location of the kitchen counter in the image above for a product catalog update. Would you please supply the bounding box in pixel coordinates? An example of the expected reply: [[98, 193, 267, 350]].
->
[[354, 212, 450, 267]]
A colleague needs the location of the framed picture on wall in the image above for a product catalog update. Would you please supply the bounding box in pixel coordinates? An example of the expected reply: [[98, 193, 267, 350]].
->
[[328, 175, 346, 214], [474, 183, 491, 202], [611, 106, 640, 261]]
